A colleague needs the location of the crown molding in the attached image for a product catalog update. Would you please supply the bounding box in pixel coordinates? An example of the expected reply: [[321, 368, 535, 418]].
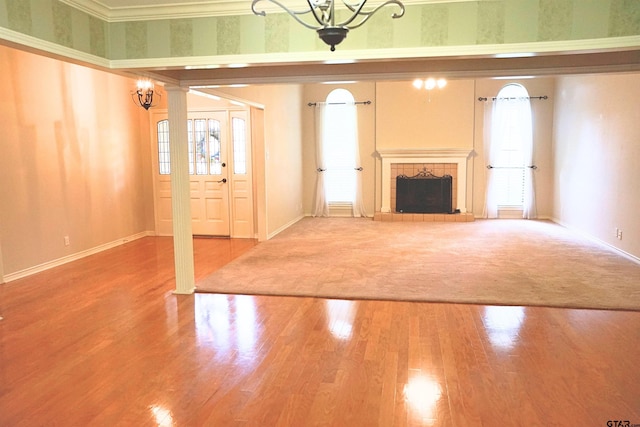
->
[[0, 27, 110, 69], [109, 35, 640, 70], [60, 0, 251, 22], [60, 0, 472, 22], [2, 23, 638, 87], [107, 36, 640, 86]]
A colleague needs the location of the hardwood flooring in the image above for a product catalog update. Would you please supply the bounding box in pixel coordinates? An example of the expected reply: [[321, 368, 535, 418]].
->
[[1, 236, 639, 426]]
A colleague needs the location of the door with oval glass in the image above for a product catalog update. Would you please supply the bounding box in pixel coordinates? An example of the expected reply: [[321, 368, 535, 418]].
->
[[154, 111, 230, 236]]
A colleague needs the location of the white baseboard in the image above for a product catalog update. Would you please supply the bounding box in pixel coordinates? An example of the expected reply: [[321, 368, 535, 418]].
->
[[550, 217, 640, 265], [267, 215, 305, 240], [2, 231, 155, 283]]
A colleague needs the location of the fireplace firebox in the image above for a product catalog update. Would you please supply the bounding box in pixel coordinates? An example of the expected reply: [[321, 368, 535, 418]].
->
[[396, 171, 453, 214]]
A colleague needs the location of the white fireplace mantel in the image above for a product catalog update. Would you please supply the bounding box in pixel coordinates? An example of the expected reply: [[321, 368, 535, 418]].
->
[[377, 148, 473, 213]]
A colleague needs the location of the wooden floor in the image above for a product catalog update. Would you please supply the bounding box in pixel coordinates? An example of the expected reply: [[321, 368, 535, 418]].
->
[[1, 236, 639, 426]]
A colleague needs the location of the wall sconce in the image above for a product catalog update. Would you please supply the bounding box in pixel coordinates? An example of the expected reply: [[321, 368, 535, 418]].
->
[[133, 79, 156, 110]]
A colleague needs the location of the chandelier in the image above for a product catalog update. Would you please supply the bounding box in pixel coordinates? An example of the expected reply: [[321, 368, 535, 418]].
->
[[251, 0, 405, 51]]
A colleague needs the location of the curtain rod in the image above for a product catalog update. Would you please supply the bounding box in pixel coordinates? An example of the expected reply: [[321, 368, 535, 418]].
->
[[478, 96, 548, 101], [307, 100, 372, 106]]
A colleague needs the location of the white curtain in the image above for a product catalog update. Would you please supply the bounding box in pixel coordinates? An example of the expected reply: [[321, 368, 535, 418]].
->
[[351, 106, 367, 218], [483, 100, 500, 218], [521, 105, 537, 219], [483, 90, 536, 219], [312, 104, 329, 217]]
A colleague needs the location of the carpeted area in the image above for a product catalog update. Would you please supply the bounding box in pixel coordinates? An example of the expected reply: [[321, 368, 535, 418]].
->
[[196, 218, 640, 311]]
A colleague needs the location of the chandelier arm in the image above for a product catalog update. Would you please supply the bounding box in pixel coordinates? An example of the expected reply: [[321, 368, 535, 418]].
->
[[305, 0, 331, 27], [342, 0, 397, 15], [340, 0, 367, 17], [251, 0, 323, 29], [339, 0, 405, 28]]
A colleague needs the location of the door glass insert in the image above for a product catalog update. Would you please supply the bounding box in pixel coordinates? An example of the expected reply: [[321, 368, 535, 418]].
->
[[157, 117, 226, 176], [209, 119, 222, 175], [194, 119, 207, 175]]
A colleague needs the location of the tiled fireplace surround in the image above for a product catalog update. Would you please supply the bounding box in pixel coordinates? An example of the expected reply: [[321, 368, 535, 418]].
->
[[374, 149, 474, 222]]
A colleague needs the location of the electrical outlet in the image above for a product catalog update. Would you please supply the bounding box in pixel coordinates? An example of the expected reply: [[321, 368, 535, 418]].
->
[[618, 230, 623, 240], [64, 236, 70, 246]]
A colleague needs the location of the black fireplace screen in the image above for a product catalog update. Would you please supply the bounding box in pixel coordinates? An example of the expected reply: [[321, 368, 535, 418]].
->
[[396, 171, 453, 214]]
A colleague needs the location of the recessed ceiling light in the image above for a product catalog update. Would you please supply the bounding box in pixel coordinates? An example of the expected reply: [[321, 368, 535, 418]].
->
[[494, 52, 535, 58], [322, 81, 357, 84], [492, 76, 535, 80], [323, 59, 356, 65], [185, 64, 221, 70]]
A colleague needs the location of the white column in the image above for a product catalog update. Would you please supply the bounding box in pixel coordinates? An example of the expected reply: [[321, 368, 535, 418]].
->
[[166, 85, 195, 294]]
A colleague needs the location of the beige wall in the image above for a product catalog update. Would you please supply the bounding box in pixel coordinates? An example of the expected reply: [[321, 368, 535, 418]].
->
[[0, 44, 154, 277], [371, 78, 556, 217], [553, 72, 640, 259], [302, 82, 377, 216], [215, 84, 305, 236], [376, 80, 476, 150]]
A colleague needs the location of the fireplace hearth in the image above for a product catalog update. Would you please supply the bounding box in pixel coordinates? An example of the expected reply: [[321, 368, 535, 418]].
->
[[396, 170, 453, 214]]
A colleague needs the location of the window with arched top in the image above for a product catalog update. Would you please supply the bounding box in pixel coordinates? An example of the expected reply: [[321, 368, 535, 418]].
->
[[312, 88, 367, 217], [485, 83, 537, 219]]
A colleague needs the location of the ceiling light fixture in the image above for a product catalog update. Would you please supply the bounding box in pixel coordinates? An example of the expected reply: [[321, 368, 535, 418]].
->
[[251, 0, 405, 51], [413, 78, 447, 103], [413, 78, 447, 91]]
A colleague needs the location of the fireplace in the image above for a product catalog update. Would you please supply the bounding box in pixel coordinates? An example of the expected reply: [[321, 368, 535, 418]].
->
[[375, 148, 474, 222], [396, 171, 453, 214]]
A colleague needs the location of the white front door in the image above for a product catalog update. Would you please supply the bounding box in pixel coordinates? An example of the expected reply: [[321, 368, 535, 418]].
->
[[189, 113, 230, 236], [153, 112, 231, 237]]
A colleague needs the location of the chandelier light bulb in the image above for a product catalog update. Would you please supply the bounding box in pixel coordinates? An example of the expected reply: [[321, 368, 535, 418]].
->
[[137, 79, 154, 91], [412, 79, 424, 89], [134, 79, 155, 110], [437, 78, 447, 89], [425, 78, 437, 90]]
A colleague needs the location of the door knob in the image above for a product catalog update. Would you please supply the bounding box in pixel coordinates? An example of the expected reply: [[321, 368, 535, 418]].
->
[[216, 178, 227, 183], [221, 162, 226, 167]]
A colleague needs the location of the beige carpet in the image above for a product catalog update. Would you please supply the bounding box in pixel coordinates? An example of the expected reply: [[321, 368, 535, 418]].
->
[[196, 218, 640, 311]]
